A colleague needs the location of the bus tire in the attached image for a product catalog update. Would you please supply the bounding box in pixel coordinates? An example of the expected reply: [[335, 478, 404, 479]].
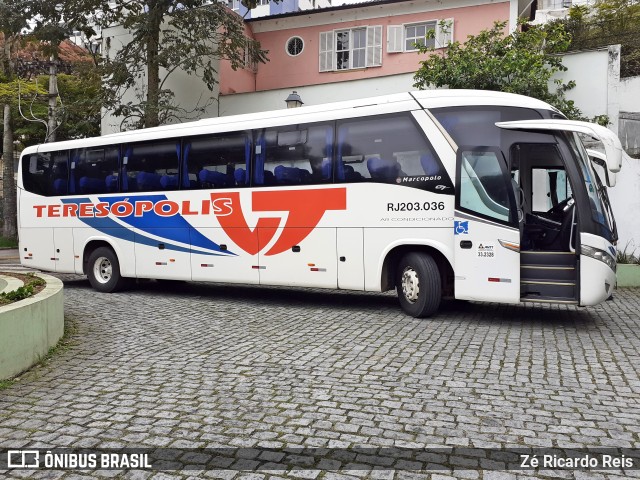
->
[[396, 252, 441, 318], [87, 247, 127, 293]]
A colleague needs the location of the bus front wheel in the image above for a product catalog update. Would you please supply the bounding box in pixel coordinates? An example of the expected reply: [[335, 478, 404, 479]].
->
[[396, 252, 441, 318], [87, 247, 127, 293]]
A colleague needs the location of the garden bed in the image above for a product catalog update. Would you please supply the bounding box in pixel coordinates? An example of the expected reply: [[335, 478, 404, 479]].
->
[[0, 273, 64, 380]]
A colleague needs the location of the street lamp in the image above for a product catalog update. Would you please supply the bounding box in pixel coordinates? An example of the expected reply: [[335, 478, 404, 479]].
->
[[285, 91, 304, 108]]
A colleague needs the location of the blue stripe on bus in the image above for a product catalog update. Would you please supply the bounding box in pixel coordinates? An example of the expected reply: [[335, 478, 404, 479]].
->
[[97, 195, 235, 255], [61, 197, 232, 257]]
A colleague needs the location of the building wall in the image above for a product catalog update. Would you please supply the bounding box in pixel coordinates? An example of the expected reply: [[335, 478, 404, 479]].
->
[[219, 21, 259, 96], [218, 72, 418, 115], [620, 76, 640, 113], [616, 75, 640, 253], [558, 50, 609, 116], [233, 0, 510, 93], [101, 24, 220, 134]]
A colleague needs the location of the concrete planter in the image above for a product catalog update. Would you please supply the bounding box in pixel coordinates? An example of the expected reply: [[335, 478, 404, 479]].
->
[[0, 274, 64, 380], [617, 264, 640, 287]]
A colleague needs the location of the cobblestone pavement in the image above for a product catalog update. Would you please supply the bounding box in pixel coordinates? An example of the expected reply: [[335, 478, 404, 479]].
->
[[0, 274, 639, 479]]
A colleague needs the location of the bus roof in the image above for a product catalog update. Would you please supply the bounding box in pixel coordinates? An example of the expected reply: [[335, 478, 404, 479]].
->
[[22, 90, 556, 156]]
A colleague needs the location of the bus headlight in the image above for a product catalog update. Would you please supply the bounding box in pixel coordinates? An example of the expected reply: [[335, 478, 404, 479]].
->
[[581, 245, 617, 272]]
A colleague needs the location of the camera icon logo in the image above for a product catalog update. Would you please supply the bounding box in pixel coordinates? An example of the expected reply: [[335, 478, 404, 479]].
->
[[7, 450, 40, 468]]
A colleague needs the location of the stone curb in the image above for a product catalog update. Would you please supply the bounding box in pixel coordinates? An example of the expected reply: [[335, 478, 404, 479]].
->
[[0, 274, 24, 294], [0, 273, 64, 380]]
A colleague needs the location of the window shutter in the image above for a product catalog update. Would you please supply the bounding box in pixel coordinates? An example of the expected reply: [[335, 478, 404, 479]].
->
[[435, 18, 454, 48], [319, 31, 334, 72], [366, 25, 382, 67], [387, 25, 404, 53]]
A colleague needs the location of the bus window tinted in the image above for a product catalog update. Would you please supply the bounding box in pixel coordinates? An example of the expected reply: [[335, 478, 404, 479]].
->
[[336, 114, 450, 190], [123, 141, 179, 192], [254, 123, 333, 186], [71, 147, 120, 195], [185, 133, 250, 189], [22, 151, 69, 196], [431, 107, 544, 151], [459, 149, 512, 223]]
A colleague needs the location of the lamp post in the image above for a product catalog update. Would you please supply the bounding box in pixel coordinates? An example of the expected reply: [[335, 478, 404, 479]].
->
[[285, 91, 304, 108]]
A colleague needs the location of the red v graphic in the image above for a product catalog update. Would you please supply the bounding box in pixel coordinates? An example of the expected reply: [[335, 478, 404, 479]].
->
[[211, 192, 279, 255]]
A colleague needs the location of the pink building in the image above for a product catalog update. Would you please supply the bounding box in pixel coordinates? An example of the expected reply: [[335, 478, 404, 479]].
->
[[220, 0, 524, 97], [101, 0, 532, 128]]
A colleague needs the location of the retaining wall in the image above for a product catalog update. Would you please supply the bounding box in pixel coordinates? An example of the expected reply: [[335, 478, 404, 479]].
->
[[0, 274, 64, 380]]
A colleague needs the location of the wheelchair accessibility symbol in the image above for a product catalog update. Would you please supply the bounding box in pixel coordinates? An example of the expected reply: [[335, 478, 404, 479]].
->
[[454, 221, 469, 235]]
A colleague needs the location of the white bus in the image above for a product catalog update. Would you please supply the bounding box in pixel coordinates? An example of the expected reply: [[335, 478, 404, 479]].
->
[[17, 90, 622, 318]]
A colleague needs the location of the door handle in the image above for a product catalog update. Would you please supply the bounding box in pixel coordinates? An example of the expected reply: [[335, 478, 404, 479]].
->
[[460, 240, 472, 249]]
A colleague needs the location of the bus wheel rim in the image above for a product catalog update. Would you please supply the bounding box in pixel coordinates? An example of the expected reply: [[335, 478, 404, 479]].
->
[[94, 257, 112, 284], [401, 267, 419, 303]]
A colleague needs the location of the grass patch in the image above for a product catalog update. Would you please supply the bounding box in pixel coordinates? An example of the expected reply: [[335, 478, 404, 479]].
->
[[0, 237, 18, 248], [617, 242, 638, 265], [0, 379, 15, 390], [37, 316, 79, 365]]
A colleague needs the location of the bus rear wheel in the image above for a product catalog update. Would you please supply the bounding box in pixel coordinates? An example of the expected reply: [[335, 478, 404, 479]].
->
[[396, 252, 441, 318], [87, 247, 128, 293]]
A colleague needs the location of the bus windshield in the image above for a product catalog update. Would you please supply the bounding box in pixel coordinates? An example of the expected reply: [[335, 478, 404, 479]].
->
[[566, 132, 617, 242]]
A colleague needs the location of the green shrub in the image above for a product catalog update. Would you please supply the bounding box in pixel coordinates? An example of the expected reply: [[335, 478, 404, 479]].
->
[[0, 275, 46, 305]]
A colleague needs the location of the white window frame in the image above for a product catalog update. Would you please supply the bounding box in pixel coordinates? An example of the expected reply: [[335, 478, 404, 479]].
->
[[387, 18, 454, 53], [404, 21, 437, 52], [336, 28, 366, 70], [285, 36, 305, 57], [319, 26, 382, 72]]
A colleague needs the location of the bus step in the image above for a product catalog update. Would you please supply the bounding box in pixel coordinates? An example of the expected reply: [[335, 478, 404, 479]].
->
[[520, 279, 576, 299], [521, 264, 576, 282], [520, 251, 576, 267], [521, 297, 578, 305]]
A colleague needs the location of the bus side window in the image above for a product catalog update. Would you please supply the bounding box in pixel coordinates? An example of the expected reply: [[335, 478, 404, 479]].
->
[[50, 151, 69, 196], [184, 132, 250, 190], [22, 153, 53, 196], [123, 141, 179, 192], [254, 122, 333, 187], [337, 114, 449, 188], [71, 146, 119, 195]]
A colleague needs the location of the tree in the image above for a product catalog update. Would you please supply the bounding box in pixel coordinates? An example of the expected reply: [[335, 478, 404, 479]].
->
[[84, 0, 269, 130], [7, 70, 101, 147], [562, 0, 640, 77], [413, 20, 583, 120], [27, 0, 94, 142], [0, 0, 28, 239]]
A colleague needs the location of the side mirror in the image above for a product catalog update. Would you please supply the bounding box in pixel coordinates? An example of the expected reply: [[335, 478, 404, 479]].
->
[[586, 149, 616, 187]]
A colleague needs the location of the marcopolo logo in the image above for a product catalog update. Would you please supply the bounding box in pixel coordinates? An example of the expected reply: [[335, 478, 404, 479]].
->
[[33, 188, 347, 257]]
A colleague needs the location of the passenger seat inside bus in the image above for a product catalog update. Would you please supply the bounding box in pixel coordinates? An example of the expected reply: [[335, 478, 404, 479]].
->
[[53, 178, 67, 195], [79, 176, 105, 194], [234, 168, 246, 186], [105, 175, 118, 192], [136, 172, 162, 191], [367, 157, 402, 182], [160, 175, 179, 189], [274, 165, 311, 184], [199, 169, 231, 188]]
